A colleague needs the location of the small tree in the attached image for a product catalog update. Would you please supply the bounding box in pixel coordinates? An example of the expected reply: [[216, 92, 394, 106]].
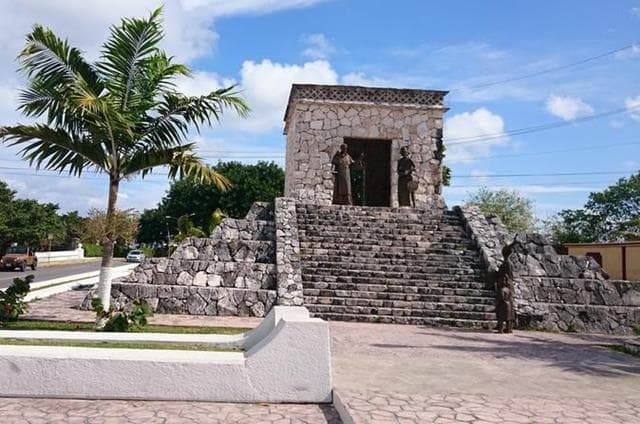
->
[[0, 8, 249, 316], [82, 208, 139, 246], [465, 187, 536, 233]]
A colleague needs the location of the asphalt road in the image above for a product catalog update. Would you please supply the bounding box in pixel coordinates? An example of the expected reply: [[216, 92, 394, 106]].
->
[[0, 258, 130, 290]]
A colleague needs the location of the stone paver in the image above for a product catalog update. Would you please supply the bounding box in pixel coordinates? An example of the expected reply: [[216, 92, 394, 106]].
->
[[329, 321, 640, 423], [338, 391, 640, 424], [14, 290, 640, 423], [0, 398, 341, 424]]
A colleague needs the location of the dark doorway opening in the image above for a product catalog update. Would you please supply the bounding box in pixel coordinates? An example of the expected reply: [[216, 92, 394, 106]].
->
[[344, 138, 391, 207]]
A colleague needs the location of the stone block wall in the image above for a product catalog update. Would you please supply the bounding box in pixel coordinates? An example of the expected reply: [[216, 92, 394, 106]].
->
[[274, 197, 304, 306], [456, 205, 512, 275], [501, 234, 640, 334], [87, 203, 279, 317], [284, 84, 447, 209]]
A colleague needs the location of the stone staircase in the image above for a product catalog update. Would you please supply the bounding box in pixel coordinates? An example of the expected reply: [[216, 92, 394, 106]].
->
[[296, 204, 496, 328]]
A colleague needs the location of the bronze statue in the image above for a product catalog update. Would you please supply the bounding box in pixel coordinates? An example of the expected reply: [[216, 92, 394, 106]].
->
[[496, 281, 515, 333], [397, 146, 417, 207], [331, 143, 354, 205]]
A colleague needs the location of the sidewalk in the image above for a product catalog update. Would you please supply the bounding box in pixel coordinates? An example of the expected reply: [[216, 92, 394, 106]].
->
[[13, 291, 640, 423], [329, 321, 640, 423]]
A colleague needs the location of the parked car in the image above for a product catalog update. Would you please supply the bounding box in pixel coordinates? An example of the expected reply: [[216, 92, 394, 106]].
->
[[0, 245, 38, 271], [126, 249, 145, 263]]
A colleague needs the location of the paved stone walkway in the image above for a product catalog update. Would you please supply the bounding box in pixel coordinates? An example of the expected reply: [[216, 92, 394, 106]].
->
[[330, 322, 640, 423], [0, 398, 341, 423], [337, 391, 640, 423], [12, 290, 640, 423]]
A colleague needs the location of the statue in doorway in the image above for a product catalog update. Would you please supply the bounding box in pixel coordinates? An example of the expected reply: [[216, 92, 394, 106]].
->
[[397, 146, 417, 207], [331, 143, 355, 205]]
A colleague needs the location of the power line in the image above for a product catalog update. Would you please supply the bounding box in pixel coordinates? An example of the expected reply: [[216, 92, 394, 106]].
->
[[469, 141, 639, 160], [444, 104, 640, 146], [449, 42, 638, 93], [453, 171, 631, 179]]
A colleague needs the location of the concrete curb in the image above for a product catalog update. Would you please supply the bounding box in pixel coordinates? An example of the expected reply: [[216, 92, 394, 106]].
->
[[332, 390, 356, 424], [24, 265, 137, 302], [0, 306, 332, 403]]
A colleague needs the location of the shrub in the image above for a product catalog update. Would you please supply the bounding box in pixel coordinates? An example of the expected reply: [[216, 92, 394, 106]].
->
[[0, 275, 33, 323], [91, 298, 152, 332], [141, 247, 154, 258], [83, 243, 103, 257]]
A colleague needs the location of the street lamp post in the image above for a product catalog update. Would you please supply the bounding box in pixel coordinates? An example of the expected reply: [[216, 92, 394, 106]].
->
[[164, 216, 173, 258]]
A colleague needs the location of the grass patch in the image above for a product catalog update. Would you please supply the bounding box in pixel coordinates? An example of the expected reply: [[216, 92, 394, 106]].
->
[[1, 320, 251, 335], [0, 338, 241, 352]]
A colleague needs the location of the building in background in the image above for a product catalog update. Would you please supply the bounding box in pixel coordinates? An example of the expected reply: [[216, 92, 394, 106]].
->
[[564, 241, 640, 281]]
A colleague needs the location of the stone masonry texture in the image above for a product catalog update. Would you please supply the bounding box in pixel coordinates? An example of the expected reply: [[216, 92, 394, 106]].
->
[[501, 233, 640, 334], [283, 84, 448, 209]]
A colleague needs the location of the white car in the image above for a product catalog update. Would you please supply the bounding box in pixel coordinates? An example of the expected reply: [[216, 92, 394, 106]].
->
[[126, 250, 145, 263]]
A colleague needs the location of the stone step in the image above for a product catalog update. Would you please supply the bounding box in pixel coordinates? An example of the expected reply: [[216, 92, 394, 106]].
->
[[305, 295, 495, 312], [302, 260, 483, 273], [302, 275, 492, 290], [302, 266, 485, 280], [213, 218, 275, 241], [296, 204, 457, 215], [173, 239, 275, 263], [306, 304, 496, 321], [300, 250, 482, 261], [303, 281, 495, 297], [126, 260, 276, 290], [301, 254, 483, 267], [297, 216, 464, 227], [307, 312, 494, 329], [303, 289, 494, 305], [300, 239, 476, 251], [110, 282, 277, 317], [298, 229, 469, 240]]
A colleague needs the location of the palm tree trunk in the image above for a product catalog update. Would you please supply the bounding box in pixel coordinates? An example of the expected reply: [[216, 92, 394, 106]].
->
[[96, 176, 119, 315]]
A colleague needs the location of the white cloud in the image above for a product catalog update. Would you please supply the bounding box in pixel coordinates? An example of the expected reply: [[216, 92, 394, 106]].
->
[[175, 71, 237, 97], [444, 108, 508, 163], [340, 72, 395, 87], [625, 95, 640, 121], [180, 0, 326, 16], [225, 59, 338, 132], [545, 95, 594, 121], [0, 0, 326, 214], [632, 7, 640, 17], [302, 33, 336, 60]]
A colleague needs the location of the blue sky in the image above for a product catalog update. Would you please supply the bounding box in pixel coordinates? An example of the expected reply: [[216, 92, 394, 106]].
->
[[0, 0, 638, 221]]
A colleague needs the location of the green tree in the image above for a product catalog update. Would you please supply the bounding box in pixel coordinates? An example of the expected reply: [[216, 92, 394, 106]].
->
[[61, 211, 85, 246], [0, 9, 248, 313], [549, 172, 640, 243], [465, 187, 535, 233], [138, 161, 284, 244], [7, 199, 66, 249]]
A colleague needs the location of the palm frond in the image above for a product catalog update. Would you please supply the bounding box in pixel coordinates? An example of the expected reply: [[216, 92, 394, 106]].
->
[[1, 124, 109, 176], [98, 7, 164, 113], [19, 25, 103, 101], [121, 144, 231, 191]]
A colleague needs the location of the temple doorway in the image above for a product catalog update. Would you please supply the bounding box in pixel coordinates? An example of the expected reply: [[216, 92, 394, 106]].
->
[[345, 138, 391, 207]]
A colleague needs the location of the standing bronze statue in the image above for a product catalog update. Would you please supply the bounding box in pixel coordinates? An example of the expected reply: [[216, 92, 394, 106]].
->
[[331, 143, 354, 205], [397, 146, 417, 207], [496, 280, 515, 333]]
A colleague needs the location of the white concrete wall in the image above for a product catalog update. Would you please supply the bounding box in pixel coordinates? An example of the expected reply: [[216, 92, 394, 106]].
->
[[35, 248, 84, 263], [0, 306, 332, 403]]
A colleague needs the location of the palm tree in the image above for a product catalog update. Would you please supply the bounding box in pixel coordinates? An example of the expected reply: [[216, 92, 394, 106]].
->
[[0, 8, 249, 317]]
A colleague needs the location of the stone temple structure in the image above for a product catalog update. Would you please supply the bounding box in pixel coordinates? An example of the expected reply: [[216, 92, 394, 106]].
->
[[100, 84, 640, 335], [283, 84, 447, 209]]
